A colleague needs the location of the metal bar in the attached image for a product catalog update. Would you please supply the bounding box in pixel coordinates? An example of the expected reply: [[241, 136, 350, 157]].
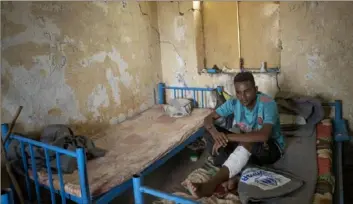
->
[[165, 86, 214, 91], [335, 100, 343, 120], [133, 175, 144, 204], [36, 182, 81, 203], [140, 186, 198, 204], [193, 90, 196, 106], [173, 89, 176, 99], [29, 144, 41, 203], [56, 152, 66, 204], [181, 90, 184, 98], [19, 142, 32, 201], [322, 102, 335, 107], [201, 91, 204, 108], [236, 1, 241, 60], [1, 188, 14, 204], [44, 148, 56, 204], [334, 120, 351, 142], [12, 135, 76, 157], [76, 148, 91, 204], [158, 83, 165, 104]]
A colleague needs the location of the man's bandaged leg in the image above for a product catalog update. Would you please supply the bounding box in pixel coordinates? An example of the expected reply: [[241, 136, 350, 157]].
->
[[223, 145, 251, 178]]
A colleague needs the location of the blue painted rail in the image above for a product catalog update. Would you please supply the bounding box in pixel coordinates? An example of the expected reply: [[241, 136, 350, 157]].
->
[[1, 124, 90, 204]]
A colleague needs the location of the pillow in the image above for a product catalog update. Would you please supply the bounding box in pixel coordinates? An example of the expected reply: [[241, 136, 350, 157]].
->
[[237, 165, 304, 204]]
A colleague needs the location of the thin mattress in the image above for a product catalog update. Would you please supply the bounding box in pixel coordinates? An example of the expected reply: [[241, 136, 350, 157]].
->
[[269, 119, 334, 204], [152, 119, 334, 204], [29, 105, 212, 197]]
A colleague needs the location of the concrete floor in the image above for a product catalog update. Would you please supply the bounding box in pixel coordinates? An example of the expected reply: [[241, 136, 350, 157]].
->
[[112, 148, 208, 204]]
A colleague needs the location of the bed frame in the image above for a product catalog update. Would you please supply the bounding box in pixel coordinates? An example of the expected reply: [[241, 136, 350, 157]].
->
[[1, 83, 221, 204], [132, 101, 351, 204]]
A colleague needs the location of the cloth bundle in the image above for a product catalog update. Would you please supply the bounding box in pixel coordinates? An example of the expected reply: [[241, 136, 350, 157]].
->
[[7, 124, 106, 174], [163, 98, 194, 118], [275, 91, 324, 137]]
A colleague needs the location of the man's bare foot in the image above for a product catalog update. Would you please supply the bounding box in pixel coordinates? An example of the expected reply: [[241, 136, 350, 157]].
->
[[221, 176, 239, 194], [189, 182, 216, 198]]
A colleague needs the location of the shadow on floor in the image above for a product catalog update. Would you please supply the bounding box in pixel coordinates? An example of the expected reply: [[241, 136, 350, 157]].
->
[[111, 148, 208, 204]]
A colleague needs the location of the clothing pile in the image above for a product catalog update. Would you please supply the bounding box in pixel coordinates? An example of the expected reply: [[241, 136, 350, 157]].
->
[[7, 124, 106, 174], [275, 91, 325, 137]]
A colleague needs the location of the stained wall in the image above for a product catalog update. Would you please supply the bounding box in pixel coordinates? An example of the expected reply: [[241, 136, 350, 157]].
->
[[158, 1, 353, 125], [2, 1, 353, 134], [1, 2, 162, 135]]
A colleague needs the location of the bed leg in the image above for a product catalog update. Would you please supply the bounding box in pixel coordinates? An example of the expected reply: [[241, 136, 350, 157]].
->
[[158, 83, 165, 104], [77, 148, 91, 204], [133, 175, 144, 204]]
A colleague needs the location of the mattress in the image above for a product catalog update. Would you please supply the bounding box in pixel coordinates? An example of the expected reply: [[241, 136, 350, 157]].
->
[[312, 119, 334, 204], [28, 105, 212, 197], [268, 119, 334, 204]]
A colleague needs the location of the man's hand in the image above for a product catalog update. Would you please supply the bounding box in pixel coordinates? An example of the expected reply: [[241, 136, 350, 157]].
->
[[212, 141, 223, 155], [211, 131, 228, 147]]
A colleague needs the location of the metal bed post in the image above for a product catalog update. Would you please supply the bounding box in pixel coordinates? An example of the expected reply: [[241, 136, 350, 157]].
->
[[133, 175, 198, 204], [333, 100, 345, 204], [1, 188, 14, 204], [216, 86, 223, 94], [76, 148, 91, 204], [334, 100, 342, 120], [133, 175, 144, 204], [158, 83, 165, 105]]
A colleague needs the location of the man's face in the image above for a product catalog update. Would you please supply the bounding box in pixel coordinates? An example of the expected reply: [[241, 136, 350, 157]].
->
[[235, 81, 258, 107]]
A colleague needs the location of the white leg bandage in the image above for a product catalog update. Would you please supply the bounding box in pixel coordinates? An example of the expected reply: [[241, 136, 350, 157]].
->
[[223, 146, 251, 178]]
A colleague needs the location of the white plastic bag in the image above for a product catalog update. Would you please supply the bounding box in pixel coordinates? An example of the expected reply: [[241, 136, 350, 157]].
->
[[163, 98, 193, 118]]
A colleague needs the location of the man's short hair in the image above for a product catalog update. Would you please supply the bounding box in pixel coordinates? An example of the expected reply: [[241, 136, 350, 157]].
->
[[233, 72, 255, 86]]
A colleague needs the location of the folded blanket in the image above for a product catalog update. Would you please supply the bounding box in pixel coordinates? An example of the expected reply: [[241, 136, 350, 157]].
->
[[275, 92, 324, 137], [7, 124, 106, 174]]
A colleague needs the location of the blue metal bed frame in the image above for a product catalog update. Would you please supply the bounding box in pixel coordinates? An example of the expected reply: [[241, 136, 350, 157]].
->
[[132, 100, 351, 204], [1, 83, 221, 204]]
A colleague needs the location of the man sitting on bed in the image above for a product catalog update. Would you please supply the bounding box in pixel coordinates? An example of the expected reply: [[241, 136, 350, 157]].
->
[[189, 72, 285, 198]]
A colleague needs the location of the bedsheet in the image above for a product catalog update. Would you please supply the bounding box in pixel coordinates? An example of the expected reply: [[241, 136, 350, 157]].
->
[[312, 119, 334, 204], [28, 105, 212, 197]]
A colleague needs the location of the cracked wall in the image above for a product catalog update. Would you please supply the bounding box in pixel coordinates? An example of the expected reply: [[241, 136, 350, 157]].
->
[[158, 2, 281, 98], [1, 2, 162, 135], [158, 2, 353, 126], [2, 1, 353, 135], [280, 2, 353, 124]]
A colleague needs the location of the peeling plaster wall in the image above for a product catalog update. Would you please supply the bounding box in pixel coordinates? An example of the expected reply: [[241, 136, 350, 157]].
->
[[158, 2, 353, 125], [1, 2, 162, 135], [2, 1, 353, 134], [158, 2, 280, 98], [280, 2, 353, 123]]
